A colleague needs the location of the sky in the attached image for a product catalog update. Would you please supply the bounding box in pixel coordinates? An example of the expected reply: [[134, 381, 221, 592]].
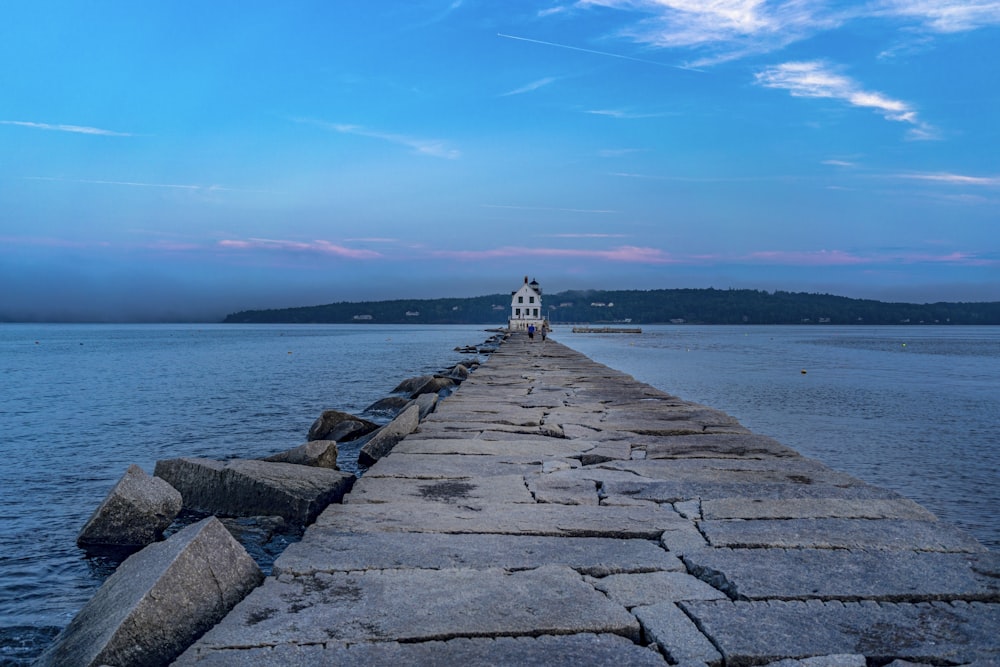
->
[[1, 1, 998, 321]]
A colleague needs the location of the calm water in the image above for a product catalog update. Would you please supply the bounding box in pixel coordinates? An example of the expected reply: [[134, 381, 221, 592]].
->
[[0, 323, 492, 664], [2, 324, 998, 663], [561, 325, 1000, 553]]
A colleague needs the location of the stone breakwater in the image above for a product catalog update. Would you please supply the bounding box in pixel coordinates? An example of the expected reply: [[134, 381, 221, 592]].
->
[[169, 333, 999, 666]]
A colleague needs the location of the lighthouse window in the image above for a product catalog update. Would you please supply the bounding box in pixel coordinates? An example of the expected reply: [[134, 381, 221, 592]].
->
[[516, 308, 521, 315], [529, 296, 535, 303], [518, 296, 523, 303], [533, 308, 539, 316]]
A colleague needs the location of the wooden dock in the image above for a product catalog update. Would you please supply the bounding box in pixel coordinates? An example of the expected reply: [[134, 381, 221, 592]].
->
[[175, 334, 999, 666]]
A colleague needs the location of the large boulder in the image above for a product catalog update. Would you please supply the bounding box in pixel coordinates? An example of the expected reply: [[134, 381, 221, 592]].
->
[[36, 516, 262, 667], [77, 464, 182, 549], [307, 409, 378, 442], [358, 404, 421, 467], [154, 458, 354, 524], [391, 375, 434, 394], [262, 440, 339, 469], [410, 376, 455, 398], [443, 363, 470, 381], [410, 392, 438, 419], [363, 395, 412, 418]]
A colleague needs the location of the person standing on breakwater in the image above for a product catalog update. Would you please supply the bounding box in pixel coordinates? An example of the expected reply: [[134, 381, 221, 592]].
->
[[528, 323, 536, 340], [540, 323, 547, 342]]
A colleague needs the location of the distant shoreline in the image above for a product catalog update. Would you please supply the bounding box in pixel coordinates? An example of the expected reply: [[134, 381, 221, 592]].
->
[[221, 288, 1000, 326]]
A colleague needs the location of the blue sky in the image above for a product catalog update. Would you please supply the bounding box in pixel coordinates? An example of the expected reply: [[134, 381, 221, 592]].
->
[[1, 1, 998, 321]]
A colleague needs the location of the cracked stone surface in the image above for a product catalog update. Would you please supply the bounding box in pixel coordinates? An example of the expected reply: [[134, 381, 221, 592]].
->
[[273, 531, 684, 577], [588, 571, 728, 607], [175, 633, 669, 666], [633, 602, 724, 666], [683, 548, 1000, 601], [182, 566, 640, 649], [700, 517, 988, 552], [345, 474, 536, 505], [177, 335, 997, 666], [313, 499, 688, 538], [681, 599, 1000, 666]]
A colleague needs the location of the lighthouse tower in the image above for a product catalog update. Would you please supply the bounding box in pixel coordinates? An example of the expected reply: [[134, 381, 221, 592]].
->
[[508, 276, 546, 332]]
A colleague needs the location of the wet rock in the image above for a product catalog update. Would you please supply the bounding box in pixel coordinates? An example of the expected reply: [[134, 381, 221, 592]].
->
[[77, 464, 182, 548], [363, 395, 412, 418], [391, 375, 434, 394], [37, 517, 262, 667], [358, 404, 421, 467], [262, 440, 339, 469], [443, 363, 470, 381], [411, 376, 456, 398], [154, 458, 354, 524], [409, 391, 438, 419], [307, 410, 378, 442]]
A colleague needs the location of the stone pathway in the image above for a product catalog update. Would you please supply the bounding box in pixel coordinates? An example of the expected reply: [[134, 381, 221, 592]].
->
[[175, 334, 999, 666]]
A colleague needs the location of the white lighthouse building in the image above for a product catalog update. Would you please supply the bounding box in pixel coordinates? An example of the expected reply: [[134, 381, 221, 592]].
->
[[508, 276, 547, 332]]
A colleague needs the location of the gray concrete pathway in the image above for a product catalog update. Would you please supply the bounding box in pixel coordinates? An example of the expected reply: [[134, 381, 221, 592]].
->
[[175, 334, 999, 666]]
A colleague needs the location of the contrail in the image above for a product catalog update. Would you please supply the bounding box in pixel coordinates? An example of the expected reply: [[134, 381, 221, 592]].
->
[[497, 33, 700, 72]]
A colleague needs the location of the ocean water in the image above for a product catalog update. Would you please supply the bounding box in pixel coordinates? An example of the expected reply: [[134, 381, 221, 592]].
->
[[0, 323, 493, 664], [561, 325, 1000, 553], [2, 323, 998, 664]]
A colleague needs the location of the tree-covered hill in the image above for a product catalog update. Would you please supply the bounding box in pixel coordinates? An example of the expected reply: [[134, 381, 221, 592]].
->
[[223, 288, 1000, 325]]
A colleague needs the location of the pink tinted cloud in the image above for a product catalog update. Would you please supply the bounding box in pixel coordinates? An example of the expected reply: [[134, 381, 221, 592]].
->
[[0, 235, 112, 249], [900, 251, 997, 266], [746, 249, 869, 265], [140, 240, 203, 252], [747, 248, 996, 267], [218, 238, 382, 259], [433, 245, 676, 264]]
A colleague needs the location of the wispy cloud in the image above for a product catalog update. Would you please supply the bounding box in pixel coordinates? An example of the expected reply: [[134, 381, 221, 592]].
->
[[298, 119, 460, 159], [542, 233, 629, 238], [538, 6, 568, 18], [218, 238, 383, 259], [822, 159, 857, 167], [745, 247, 997, 266], [501, 76, 558, 96], [0, 235, 112, 249], [577, 0, 845, 67], [598, 148, 647, 157], [755, 61, 935, 139], [497, 32, 696, 70], [611, 171, 776, 183], [25, 176, 257, 192], [433, 244, 675, 263], [482, 204, 617, 213], [894, 171, 1000, 186], [1, 120, 132, 136], [566, 1, 998, 66], [878, 0, 1000, 32], [746, 249, 870, 266], [585, 109, 665, 119]]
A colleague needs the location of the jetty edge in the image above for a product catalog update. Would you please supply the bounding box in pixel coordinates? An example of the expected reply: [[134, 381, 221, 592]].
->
[[33, 333, 500, 667], [170, 332, 999, 666]]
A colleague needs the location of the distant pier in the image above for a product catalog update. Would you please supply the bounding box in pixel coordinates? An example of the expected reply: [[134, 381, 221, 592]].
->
[[176, 334, 999, 666], [571, 326, 642, 333]]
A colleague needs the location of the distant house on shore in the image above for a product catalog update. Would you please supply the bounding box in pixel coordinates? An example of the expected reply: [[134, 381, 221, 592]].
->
[[508, 276, 547, 332], [353, 314, 373, 321]]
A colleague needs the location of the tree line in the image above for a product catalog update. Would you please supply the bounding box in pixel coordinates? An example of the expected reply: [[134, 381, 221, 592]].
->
[[223, 288, 1000, 325]]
